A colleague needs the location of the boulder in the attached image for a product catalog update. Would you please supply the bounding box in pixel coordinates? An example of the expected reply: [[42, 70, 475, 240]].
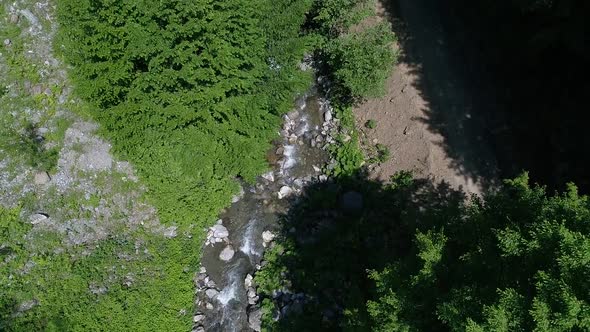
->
[[29, 213, 48, 225], [193, 314, 205, 323], [211, 224, 229, 239], [219, 245, 235, 261], [34, 171, 51, 185], [261, 171, 274, 182], [324, 110, 332, 122], [248, 308, 262, 332], [277, 186, 292, 199], [262, 230, 276, 248], [205, 288, 219, 299], [244, 274, 253, 288]]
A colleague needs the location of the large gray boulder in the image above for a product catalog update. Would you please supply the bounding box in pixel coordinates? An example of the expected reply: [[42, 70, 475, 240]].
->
[[219, 246, 235, 261]]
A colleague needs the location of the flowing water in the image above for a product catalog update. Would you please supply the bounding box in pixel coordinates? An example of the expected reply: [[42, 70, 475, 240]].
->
[[194, 88, 331, 331]]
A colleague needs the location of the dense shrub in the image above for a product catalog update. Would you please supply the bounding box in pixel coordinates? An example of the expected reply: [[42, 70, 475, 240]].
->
[[56, 0, 314, 227]]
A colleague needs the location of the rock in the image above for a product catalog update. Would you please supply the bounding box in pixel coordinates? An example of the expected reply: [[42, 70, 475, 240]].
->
[[193, 314, 205, 323], [163, 226, 177, 238], [211, 224, 229, 238], [205, 288, 219, 299], [29, 213, 48, 225], [231, 185, 244, 203], [324, 110, 333, 122], [248, 308, 262, 332], [205, 302, 214, 310], [199, 266, 207, 274], [343, 135, 351, 142], [32, 84, 43, 95], [3, 39, 11, 47], [318, 175, 328, 182], [244, 274, 253, 288], [277, 186, 292, 199], [340, 191, 363, 211], [34, 171, 51, 185], [262, 230, 276, 248], [219, 245, 235, 261], [247, 287, 257, 299], [312, 165, 321, 172], [261, 171, 274, 182], [194, 327, 205, 332], [275, 147, 284, 155], [206, 280, 216, 288], [10, 14, 19, 24]]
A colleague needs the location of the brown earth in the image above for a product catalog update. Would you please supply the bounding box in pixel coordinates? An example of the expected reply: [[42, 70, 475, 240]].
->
[[354, 0, 499, 195]]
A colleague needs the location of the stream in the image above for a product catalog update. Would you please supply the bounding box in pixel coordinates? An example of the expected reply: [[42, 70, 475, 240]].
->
[[192, 85, 334, 331]]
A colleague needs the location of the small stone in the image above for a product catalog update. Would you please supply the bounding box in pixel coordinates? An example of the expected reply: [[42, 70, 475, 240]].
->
[[343, 135, 351, 142], [319, 175, 328, 182], [277, 186, 292, 199], [44, 88, 52, 96], [206, 302, 214, 310], [194, 327, 205, 332], [29, 213, 48, 225], [3, 39, 11, 47], [34, 171, 51, 185], [219, 245, 235, 261], [205, 288, 219, 299], [193, 314, 205, 323], [372, 138, 379, 144], [262, 230, 276, 248], [275, 147, 284, 155], [199, 266, 207, 274], [312, 165, 321, 172], [10, 14, 20, 24]]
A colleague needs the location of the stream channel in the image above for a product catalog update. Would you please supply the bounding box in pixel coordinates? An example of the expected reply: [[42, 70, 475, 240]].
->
[[193, 83, 335, 331]]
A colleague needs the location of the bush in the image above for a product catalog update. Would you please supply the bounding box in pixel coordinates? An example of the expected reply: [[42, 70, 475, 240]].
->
[[326, 23, 397, 99], [365, 119, 377, 129]]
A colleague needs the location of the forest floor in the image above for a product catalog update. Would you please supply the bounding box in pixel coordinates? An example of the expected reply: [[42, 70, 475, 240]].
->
[[354, 0, 499, 195]]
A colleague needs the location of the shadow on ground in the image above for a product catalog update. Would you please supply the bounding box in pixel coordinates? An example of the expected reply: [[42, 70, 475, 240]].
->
[[255, 170, 466, 331], [379, 0, 590, 193]]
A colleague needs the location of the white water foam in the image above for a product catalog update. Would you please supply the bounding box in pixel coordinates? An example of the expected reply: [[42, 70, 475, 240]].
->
[[282, 145, 297, 169], [218, 269, 240, 306], [239, 220, 259, 259]]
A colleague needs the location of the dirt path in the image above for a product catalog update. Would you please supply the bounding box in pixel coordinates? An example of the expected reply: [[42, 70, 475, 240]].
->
[[354, 0, 498, 194]]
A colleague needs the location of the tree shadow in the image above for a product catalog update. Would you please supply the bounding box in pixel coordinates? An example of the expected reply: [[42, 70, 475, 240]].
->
[[256, 170, 467, 331], [378, 0, 590, 193]]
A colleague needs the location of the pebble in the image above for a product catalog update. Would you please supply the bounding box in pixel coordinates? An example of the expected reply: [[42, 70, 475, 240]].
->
[[10, 14, 19, 24], [193, 314, 205, 323], [3, 39, 11, 47]]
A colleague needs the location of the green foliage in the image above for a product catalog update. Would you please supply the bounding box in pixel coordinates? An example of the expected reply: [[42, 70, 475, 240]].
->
[[255, 172, 590, 331], [370, 143, 390, 163], [368, 174, 590, 331], [55, 0, 315, 227], [326, 23, 396, 99], [0, 205, 199, 331], [364, 119, 377, 129]]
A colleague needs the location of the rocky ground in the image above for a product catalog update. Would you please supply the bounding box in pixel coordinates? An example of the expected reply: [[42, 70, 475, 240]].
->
[[353, 0, 498, 195], [1, 0, 178, 317]]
